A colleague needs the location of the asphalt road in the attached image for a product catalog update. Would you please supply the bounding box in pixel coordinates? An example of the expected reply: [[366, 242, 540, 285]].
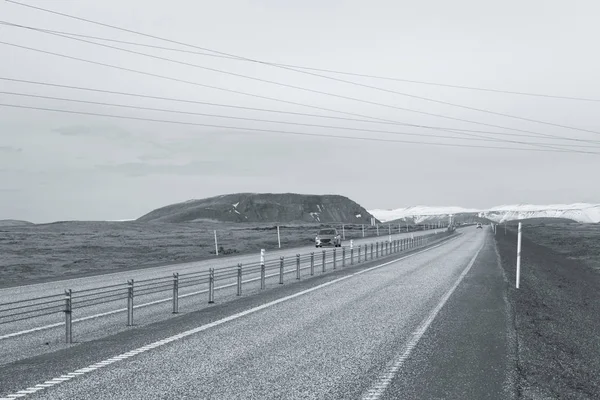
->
[[1, 229, 435, 300], [0, 229, 444, 366], [0, 227, 514, 399]]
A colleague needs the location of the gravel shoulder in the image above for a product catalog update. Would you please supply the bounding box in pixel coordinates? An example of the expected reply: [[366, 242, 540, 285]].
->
[[382, 227, 517, 400], [495, 228, 600, 399]]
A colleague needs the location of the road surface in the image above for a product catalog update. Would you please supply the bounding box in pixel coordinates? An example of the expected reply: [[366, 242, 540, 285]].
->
[[1, 229, 435, 299], [0, 229, 444, 365], [0, 227, 515, 399]]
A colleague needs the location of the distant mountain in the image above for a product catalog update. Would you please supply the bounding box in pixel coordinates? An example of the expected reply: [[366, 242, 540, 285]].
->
[[369, 203, 600, 224], [0, 219, 34, 227], [369, 206, 481, 225], [482, 204, 600, 224], [137, 193, 380, 224]]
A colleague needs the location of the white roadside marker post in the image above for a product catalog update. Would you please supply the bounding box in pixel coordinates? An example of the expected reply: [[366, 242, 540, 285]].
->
[[260, 249, 266, 289], [516, 222, 522, 289], [214, 230, 218, 256], [277, 225, 281, 249]]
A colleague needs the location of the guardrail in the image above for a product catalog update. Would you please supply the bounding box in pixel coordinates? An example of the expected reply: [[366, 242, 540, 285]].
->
[[0, 231, 455, 343]]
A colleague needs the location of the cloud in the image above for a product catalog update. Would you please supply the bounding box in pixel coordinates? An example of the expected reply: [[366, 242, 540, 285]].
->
[[0, 146, 23, 153], [53, 124, 131, 138], [94, 160, 265, 177]]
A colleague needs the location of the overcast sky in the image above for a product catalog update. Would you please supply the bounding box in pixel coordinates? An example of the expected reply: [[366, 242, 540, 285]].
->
[[1, 0, 599, 223]]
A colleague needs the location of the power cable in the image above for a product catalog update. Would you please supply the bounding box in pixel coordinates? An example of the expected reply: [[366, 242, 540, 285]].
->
[[5, 1, 598, 103], [5, 76, 598, 145], [1, 40, 597, 150], [3, 20, 597, 141], [5, 90, 596, 150], [1, 102, 596, 154]]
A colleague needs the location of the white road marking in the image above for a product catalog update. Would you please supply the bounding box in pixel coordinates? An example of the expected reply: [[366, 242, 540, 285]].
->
[[0, 232, 423, 293], [0, 234, 460, 341], [0, 235, 464, 400], [360, 239, 484, 400]]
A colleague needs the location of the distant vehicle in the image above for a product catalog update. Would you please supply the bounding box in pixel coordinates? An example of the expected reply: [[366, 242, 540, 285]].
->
[[476, 223, 482, 229], [315, 228, 342, 247]]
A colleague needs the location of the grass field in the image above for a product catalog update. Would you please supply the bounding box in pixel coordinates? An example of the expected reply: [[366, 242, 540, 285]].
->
[[505, 220, 600, 272], [0, 221, 417, 287]]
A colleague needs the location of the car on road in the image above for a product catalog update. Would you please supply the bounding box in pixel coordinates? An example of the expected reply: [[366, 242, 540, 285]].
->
[[476, 223, 482, 229], [315, 228, 342, 247]]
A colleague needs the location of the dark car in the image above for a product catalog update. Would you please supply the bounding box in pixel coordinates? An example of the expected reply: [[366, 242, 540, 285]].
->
[[476, 223, 482, 229], [315, 228, 342, 247]]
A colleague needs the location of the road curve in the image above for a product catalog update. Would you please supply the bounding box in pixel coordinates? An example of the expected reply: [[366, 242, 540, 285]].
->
[[0, 230, 444, 356], [0, 227, 513, 399]]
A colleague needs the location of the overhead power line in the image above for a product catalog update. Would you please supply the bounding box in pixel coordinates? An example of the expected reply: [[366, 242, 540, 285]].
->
[[0, 102, 596, 155], [3, 3, 599, 103], [1, 41, 597, 149], [4, 90, 597, 151], [5, 76, 598, 145], [3, 19, 598, 139]]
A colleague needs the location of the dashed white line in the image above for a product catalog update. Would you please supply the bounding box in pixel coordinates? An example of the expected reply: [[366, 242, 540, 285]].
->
[[0, 235, 462, 400], [0, 234, 458, 341], [360, 240, 484, 400]]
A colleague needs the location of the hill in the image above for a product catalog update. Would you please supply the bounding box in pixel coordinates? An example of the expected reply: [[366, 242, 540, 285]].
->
[[137, 193, 380, 224], [0, 219, 34, 227]]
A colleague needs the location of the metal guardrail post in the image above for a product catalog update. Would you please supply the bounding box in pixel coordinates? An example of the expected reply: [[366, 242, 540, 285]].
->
[[127, 279, 134, 326], [371, 243, 374, 259], [364, 244, 367, 261], [208, 268, 215, 304], [172, 273, 179, 314], [351, 248, 354, 265], [296, 254, 301, 279], [342, 247, 346, 267], [385, 242, 388, 255], [333, 248, 337, 270], [261, 262, 266, 289], [358, 245, 361, 263], [310, 252, 315, 276], [322, 250, 326, 273], [376, 242, 379, 258], [237, 263, 242, 296], [279, 257, 285, 284], [64, 289, 72, 344]]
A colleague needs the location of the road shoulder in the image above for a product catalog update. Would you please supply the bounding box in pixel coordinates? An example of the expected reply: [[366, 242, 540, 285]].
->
[[381, 230, 517, 400], [0, 234, 458, 397], [495, 229, 600, 399]]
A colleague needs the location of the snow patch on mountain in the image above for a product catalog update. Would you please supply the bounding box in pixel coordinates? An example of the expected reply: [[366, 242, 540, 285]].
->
[[369, 206, 480, 223], [369, 203, 600, 224], [482, 203, 600, 223]]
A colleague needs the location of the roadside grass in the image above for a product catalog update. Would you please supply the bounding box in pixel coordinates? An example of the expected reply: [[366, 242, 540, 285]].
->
[[0, 221, 416, 286], [506, 221, 600, 272]]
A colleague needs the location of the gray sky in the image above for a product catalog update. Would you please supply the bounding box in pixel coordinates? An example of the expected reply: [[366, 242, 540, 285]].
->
[[1, 0, 599, 223]]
